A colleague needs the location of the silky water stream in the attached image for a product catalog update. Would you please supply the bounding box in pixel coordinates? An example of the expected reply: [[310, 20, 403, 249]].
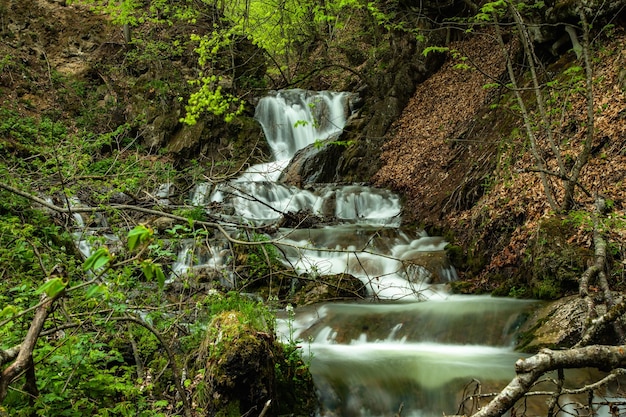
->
[[175, 89, 538, 416]]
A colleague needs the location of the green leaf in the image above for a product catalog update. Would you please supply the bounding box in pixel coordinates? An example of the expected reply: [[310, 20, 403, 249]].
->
[[127, 225, 152, 251], [422, 46, 449, 57], [35, 277, 67, 298], [155, 266, 166, 290], [83, 247, 111, 271], [141, 260, 154, 280], [0, 305, 19, 320], [85, 284, 108, 299]]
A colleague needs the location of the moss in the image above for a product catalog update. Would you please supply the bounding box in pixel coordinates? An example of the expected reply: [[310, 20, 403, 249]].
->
[[515, 317, 551, 353], [522, 216, 592, 300], [199, 310, 318, 417], [449, 280, 471, 293], [444, 244, 465, 269]]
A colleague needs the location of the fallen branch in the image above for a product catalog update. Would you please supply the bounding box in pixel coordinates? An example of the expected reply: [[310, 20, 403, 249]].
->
[[0, 291, 62, 401], [472, 345, 626, 417]]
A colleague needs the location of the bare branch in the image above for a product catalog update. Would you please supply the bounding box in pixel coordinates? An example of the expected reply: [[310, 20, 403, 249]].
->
[[472, 345, 626, 417]]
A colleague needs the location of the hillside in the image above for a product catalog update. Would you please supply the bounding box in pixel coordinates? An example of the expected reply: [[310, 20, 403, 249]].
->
[[376, 24, 626, 296], [1, 0, 625, 300]]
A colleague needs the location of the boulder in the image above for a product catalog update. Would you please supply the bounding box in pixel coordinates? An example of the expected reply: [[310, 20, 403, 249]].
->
[[516, 295, 586, 352], [201, 311, 318, 416], [293, 273, 367, 306]]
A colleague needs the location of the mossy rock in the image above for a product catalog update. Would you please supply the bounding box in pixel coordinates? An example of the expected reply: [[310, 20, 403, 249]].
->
[[201, 311, 317, 416], [516, 295, 586, 352], [521, 216, 593, 300]]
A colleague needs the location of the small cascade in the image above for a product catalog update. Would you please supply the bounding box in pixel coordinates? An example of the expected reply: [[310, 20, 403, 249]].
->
[[180, 89, 457, 299], [278, 298, 538, 417], [254, 89, 351, 161], [169, 238, 235, 288]]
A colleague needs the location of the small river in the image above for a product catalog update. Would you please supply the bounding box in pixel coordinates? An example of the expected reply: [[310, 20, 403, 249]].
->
[[188, 89, 538, 416]]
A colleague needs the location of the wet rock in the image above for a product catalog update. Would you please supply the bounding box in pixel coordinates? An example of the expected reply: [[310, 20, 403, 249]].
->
[[280, 139, 347, 187], [293, 273, 367, 305], [278, 209, 325, 229], [516, 295, 586, 352], [402, 250, 455, 285]]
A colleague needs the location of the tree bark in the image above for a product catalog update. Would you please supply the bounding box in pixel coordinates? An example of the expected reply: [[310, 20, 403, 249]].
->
[[0, 294, 57, 402]]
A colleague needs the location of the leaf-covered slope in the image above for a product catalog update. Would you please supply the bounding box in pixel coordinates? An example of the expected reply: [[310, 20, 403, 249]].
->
[[375, 25, 626, 292]]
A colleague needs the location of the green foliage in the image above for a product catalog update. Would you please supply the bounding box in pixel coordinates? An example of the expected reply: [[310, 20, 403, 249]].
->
[[5, 333, 162, 417], [532, 277, 561, 300], [84, 247, 112, 271], [508, 286, 527, 298], [474, 0, 507, 21], [238, 233, 281, 282], [204, 291, 275, 331], [35, 277, 67, 298], [173, 206, 207, 222], [181, 75, 245, 125], [422, 46, 450, 56], [127, 225, 152, 252]]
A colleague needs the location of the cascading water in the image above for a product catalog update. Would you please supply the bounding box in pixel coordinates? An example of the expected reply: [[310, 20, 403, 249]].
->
[[179, 89, 538, 416], [64, 88, 620, 417]]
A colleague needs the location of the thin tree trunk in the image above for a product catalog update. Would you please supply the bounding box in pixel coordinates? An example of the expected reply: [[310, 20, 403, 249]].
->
[[562, 11, 595, 210], [0, 293, 59, 401], [493, 12, 558, 211], [508, 2, 567, 185]]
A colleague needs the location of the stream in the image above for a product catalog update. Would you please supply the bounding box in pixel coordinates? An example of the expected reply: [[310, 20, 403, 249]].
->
[[66, 88, 624, 417], [183, 89, 538, 416]]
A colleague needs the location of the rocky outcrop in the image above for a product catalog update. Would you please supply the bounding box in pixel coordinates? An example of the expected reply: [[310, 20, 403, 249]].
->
[[332, 27, 447, 183]]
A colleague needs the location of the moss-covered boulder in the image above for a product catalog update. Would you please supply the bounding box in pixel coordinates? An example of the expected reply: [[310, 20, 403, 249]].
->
[[524, 217, 593, 299], [200, 311, 317, 417]]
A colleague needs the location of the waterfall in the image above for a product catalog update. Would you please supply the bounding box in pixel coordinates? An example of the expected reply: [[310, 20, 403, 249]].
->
[[184, 89, 549, 417], [254, 89, 351, 161], [184, 89, 456, 299]]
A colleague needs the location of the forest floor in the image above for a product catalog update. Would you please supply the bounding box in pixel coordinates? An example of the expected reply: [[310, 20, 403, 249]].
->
[[375, 27, 626, 292]]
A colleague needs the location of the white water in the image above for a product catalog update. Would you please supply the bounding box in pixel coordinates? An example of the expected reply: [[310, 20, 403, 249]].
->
[[238, 89, 531, 417], [184, 90, 446, 300], [254, 89, 350, 161], [276, 297, 538, 417]]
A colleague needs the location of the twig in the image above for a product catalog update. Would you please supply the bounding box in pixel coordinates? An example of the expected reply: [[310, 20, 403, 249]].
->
[[258, 399, 271, 417]]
